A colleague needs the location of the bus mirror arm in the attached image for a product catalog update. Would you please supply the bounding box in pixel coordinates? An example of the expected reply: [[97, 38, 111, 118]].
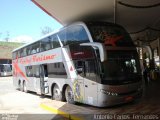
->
[[80, 42, 106, 62]]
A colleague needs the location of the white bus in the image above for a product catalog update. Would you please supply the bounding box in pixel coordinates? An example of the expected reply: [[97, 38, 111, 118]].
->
[[0, 64, 12, 77], [12, 21, 142, 107]]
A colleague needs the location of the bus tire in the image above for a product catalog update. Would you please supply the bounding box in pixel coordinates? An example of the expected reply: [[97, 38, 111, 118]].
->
[[23, 81, 28, 93], [65, 86, 75, 104], [52, 84, 62, 101], [18, 80, 21, 91]]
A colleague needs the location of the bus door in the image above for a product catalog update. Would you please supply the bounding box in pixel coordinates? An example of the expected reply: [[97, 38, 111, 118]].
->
[[74, 60, 85, 103], [73, 46, 99, 105], [39, 65, 49, 95], [83, 59, 98, 105], [71, 45, 98, 104]]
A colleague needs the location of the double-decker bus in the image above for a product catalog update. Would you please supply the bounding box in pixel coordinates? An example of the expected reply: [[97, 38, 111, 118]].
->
[[12, 21, 142, 107]]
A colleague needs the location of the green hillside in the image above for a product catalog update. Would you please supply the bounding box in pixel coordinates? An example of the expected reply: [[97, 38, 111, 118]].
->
[[0, 41, 24, 59]]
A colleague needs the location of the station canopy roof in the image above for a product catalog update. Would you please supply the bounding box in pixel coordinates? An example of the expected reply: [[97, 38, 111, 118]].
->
[[32, 0, 160, 46]]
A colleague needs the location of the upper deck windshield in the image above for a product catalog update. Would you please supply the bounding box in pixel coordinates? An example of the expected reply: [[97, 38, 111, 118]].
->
[[87, 22, 141, 85], [87, 22, 134, 47]]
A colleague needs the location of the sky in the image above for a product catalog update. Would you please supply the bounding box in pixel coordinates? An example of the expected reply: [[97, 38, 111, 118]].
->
[[0, 0, 62, 43]]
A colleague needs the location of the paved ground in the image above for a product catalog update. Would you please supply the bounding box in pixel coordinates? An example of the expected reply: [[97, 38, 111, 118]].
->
[[40, 79, 160, 120], [0, 77, 66, 120]]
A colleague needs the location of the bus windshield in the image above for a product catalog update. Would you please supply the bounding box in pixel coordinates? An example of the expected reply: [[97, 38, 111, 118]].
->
[[0, 65, 4, 72], [87, 22, 134, 47], [0, 64, 12, 72], [101, 50, 141, 85]]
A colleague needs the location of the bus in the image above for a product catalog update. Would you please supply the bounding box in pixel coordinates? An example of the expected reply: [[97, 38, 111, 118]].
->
[[0, 64, 12, 77], [12, 21, 142, 107]]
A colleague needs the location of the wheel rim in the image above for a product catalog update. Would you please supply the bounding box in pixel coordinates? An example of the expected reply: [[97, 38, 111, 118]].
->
[[53, 85, 61, 100], [65, 86, 74, 103], [24, 82, 27, 92], [20, 82, 24, 92]]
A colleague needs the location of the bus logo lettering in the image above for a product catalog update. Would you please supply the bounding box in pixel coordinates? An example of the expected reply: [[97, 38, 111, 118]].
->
[[32, 54, 56, 62]]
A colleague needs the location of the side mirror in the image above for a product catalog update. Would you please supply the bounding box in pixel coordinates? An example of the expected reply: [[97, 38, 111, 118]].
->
[[80, 42, 106, 62]]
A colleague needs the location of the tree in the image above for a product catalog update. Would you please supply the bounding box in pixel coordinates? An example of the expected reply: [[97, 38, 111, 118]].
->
[[0, 31, 10, 42], [41, 26, 53, 36]]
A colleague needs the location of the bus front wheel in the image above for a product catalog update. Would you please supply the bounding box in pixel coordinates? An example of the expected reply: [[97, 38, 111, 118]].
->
[[52, 84, 62, 101], [65, 86, 75, 104]]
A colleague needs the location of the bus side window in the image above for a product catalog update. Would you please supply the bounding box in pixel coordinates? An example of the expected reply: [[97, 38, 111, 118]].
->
[[31, 49, 36, 54], [12, 52, 16, 59], [58, 29, 67, 45], [47, 62, 67, 78], [45, 44, 51, 50], [51, 34, 60, 48], [44, 65, 48, 77], [23, 47, 27, 57], [18, 50, 21, 58], [40, 37, 51, 52], [20, 49, 23, 57], [40, 45, 44, 52], [74, 60, 85, 76], [26, 66, 33, 77], [26, 46, 31, 55], [36, 48, 40, 53], [30, 42, 40, 54], [35, 66, 40, 77]]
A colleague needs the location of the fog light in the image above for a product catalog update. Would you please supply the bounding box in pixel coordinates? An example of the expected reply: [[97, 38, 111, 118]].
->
[[100, 89, 118, 96]]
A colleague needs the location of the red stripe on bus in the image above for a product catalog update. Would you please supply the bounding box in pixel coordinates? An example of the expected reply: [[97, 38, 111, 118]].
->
[[104, 35, 123, 46], [70, 66, 73, 71], [13, 58, 28, 81]]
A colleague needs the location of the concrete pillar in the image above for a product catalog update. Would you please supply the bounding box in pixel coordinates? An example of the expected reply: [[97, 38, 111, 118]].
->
[[158, 38, 160, 67], [145, 46, 152, 59]]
